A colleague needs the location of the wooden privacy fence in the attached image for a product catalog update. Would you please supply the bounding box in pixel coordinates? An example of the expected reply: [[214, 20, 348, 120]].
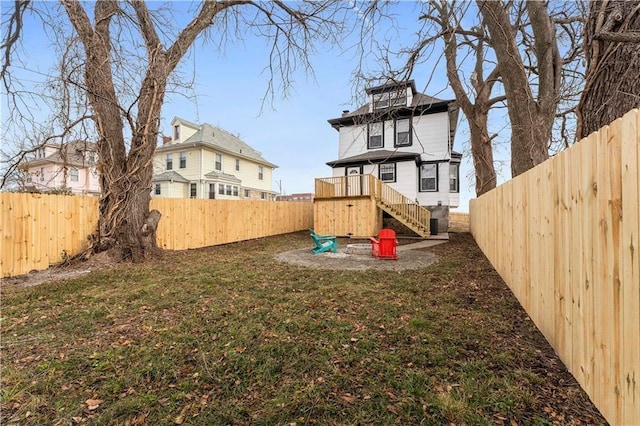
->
[[470, 108, 639, 425], [1, 194, 313, 278], [448, 212, 470, 232]]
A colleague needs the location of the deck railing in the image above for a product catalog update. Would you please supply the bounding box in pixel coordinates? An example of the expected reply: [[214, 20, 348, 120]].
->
[[315, 175, 431, 235]]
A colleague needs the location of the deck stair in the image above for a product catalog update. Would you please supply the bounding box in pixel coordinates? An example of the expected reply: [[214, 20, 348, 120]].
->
[[315, 174, 431, 237]]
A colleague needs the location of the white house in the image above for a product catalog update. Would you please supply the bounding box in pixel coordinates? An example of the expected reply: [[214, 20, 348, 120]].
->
[[21, 140, 100, 196], [326, 80, 460, 230], [152, 117, 278, 200]]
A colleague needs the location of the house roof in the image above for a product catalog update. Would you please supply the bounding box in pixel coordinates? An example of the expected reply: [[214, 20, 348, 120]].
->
[[203, 170, 242, 183], [152, 170, 189, 183], [22, 140, 97, 168], [171, 116, 200, 130], [326, 150, 421, 167], [328, 92, 453, 130], [158, 119, 278, 169]]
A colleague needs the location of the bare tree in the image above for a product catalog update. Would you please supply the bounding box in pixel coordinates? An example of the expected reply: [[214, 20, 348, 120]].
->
[[476, 0, 562, 177], [409, 1, 503, 196], [2, 1, 347, 262], [577, 0, 640, 139]]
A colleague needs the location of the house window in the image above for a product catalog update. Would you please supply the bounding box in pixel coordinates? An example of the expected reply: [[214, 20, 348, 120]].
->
[[420, 163, 438, 192], [40, 167, 45, 181], [379, 163, 396, 182], [373, 89, 406, 109], [208, 183, 215, 199], [244, 189, 250, 198], [261, 192, 266, 200], [450, 163, 460, 192], [226, 184, 232, 196], [26, 174, 32, 183], [258, 166, 264, 180], [179, 151, 186, 169], [395, 118, 411, 147], [166, 153, 173, 170], [215, 153, 222, 171], [235, 159, 240, 171], [368, 122, 383, 149], [390, 89, 407, 107], [218, 184, 225, 195], [233, 186, 239, 197], [155, 183, 161, 195], [373, 93, 389, 109], [70, 168, 79, 182], [190, 183, 197, 198], [173, 125, 180, 140]]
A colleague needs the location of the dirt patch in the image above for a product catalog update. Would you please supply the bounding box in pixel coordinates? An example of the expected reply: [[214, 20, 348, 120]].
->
[[1, 250, 119, 290], [275, 245, 438, 270]]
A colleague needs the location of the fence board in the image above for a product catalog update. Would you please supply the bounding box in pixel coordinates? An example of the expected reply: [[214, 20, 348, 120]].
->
[[620, 108, 640, 425], [470, 109, 640, 425]]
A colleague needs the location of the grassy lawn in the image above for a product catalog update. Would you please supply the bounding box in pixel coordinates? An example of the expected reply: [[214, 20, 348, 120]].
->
[[1, 232, 605, 425]]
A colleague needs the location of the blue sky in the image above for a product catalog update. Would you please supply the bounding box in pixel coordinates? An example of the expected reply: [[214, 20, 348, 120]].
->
[[2, 1, 514, 212]]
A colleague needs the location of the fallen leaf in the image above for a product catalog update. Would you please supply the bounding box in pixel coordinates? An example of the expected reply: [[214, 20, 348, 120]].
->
[[341, 393, 356, 403], [85, 399, 103, 411]]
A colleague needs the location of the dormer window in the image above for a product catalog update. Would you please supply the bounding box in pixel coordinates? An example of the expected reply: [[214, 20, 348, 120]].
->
[[173, 125, 180, 140], [368, 122, 384, 149], [373, 88, 407, 110]]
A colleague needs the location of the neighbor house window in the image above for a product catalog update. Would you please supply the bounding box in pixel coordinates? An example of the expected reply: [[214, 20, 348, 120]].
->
[[261, 192, 266, 200], [179, 151, 186, 168], [450, 163, 460, 192], [218, 184, 225, 195], [368, 122, 383, 149], [155, 184, 161, 195], [40, 167, 45, 181], [258, 166, 264, 180], [395, 118, 411, 147], [208, 183, 215, 199], [173, 125, 180, 140], [27, 174, 32, 183], [420, 163, 438, 192], [244, 189, 250, 198], [215, 153, 222, 171], [235, 159, 240, 171], [233, 186, 239, 197], [226, 184, 232, 196], [69, 168, 79, 182], [379, 163, 396, 182], [190, 183, 197, 198], [166, 153, 173, 170]]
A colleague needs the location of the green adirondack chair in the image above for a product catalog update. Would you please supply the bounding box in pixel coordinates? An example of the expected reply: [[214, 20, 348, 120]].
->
[[309, 229, 338, 254]]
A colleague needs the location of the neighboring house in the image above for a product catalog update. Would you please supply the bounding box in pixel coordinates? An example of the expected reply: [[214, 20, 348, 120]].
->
[[326, 79, 461, 230], [152, 117, 278, 200], [276, 193, 314, 202], [21, 140, 100, 196]]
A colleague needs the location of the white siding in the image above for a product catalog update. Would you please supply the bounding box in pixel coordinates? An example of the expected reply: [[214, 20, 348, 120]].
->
[[337, 111, 450, 161], [416, 162, 455, 207], [411, 112, 450, 159]]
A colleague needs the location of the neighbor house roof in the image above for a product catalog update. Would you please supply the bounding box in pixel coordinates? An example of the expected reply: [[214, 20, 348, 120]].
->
[[158, 119, 278, 169], [204, 170, 242, 183], [152, 170, 189, 183], [22, 140, 97, 169]]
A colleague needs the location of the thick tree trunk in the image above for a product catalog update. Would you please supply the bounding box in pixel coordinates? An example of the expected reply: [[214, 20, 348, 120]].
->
[[61, 1, 232, 261], [478, 0, 559, 177], [437, 2, 498, 196], [467, 111, 497, 196], [577, 0, 640, 139]]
